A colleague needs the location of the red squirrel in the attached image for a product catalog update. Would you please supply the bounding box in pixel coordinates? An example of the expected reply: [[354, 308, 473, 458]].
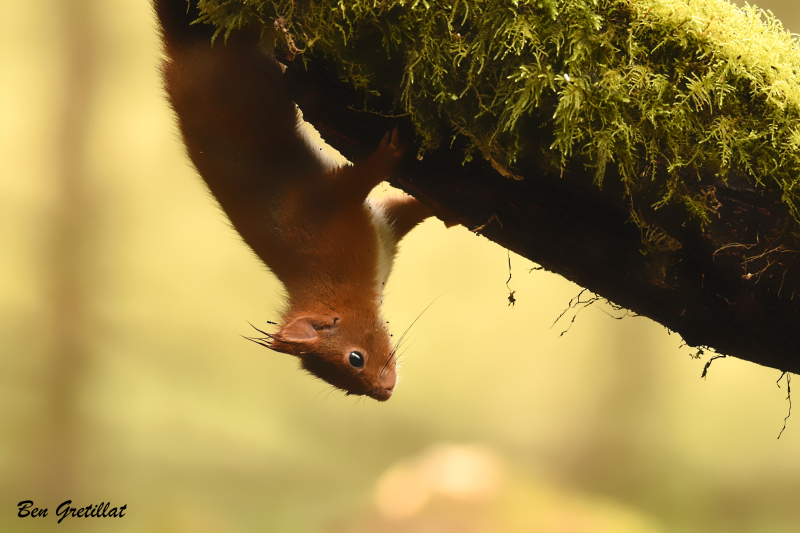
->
[[155, 0, 434, 401]]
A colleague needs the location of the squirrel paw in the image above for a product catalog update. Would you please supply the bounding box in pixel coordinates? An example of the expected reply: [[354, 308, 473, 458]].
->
[[372, 127, 407, 176]]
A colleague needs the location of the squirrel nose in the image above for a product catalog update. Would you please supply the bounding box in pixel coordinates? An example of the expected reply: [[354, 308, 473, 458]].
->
[[372, 385, 395, 402], [377, 385, 393, 401]]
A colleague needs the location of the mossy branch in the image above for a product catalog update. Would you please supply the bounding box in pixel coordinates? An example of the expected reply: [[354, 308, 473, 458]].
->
[[189, 0, 800, 374], [198, 0, 800, 228]]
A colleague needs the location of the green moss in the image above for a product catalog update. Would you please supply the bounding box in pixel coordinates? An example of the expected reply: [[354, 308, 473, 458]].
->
[[196, 0, 800, 233]]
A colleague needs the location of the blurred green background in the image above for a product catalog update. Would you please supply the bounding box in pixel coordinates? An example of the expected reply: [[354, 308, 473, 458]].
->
[[2, 1, 800, 531]]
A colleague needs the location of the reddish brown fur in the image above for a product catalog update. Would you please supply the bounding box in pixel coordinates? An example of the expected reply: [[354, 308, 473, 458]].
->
[[155, 0, 432, 400]]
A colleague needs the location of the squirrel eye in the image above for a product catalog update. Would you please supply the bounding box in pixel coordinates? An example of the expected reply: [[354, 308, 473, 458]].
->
[[348, 351, 365, 368]]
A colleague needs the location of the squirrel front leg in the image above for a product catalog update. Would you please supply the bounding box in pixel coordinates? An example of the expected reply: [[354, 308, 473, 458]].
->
[[331, 128, 407, 204], [338, 129, 434, 238], [337, 128, 438, 238]]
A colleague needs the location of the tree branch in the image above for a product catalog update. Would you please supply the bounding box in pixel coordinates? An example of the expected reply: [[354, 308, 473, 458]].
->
[[284, 51, 800, 375]]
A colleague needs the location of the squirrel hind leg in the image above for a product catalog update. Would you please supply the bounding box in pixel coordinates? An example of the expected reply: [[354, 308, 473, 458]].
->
[[379, 194, 434, 241]]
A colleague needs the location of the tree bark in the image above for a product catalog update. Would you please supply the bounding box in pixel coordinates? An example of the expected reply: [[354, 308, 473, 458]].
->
[[283, 52, 800, 376]]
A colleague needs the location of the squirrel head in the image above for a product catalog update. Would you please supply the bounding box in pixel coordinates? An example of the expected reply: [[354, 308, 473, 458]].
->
[[268, 310, 397, 401]]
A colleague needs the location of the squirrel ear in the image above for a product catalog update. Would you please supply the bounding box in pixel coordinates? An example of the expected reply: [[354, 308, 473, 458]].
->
[[277, 315, 338, 344]]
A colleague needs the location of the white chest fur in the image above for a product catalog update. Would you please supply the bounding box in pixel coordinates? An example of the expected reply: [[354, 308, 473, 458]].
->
[[365, 199, 400, 301]]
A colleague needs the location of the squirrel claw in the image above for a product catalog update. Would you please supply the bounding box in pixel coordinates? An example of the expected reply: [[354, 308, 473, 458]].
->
[[379, 127, 402, 150], [379, 130, 391, 150], [375, 127, 406, 167], [389, 127, 407, 161], [390, 127, 401, 150]]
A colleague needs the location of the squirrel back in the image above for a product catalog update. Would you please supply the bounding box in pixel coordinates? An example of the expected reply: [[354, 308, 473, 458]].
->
[[155, 0, 433, 401]]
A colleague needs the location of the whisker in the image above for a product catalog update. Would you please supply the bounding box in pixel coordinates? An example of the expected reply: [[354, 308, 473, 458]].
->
[[396, 341, 417, 360], [404, 295, 442, 335], [380, 352, 395, 376], [350, 394, 365, 415], [242, 322, 283, 351], [314, 384, 332, 401], [381, 321, 407, 373], [242, 321, 308, 351], [391, 346, 413, 373], [381, 340, 404, 375], [394, 327, 413, 353], [382, 295, 444, 375], [391, 320, 417, 357], [241, 334, 272, 349], [379, 357, 394, 378], [322, 386, 338, 404], [387, 314, 410, 328], [380, 343, 400, 375], [247, 321, 273, 337]]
